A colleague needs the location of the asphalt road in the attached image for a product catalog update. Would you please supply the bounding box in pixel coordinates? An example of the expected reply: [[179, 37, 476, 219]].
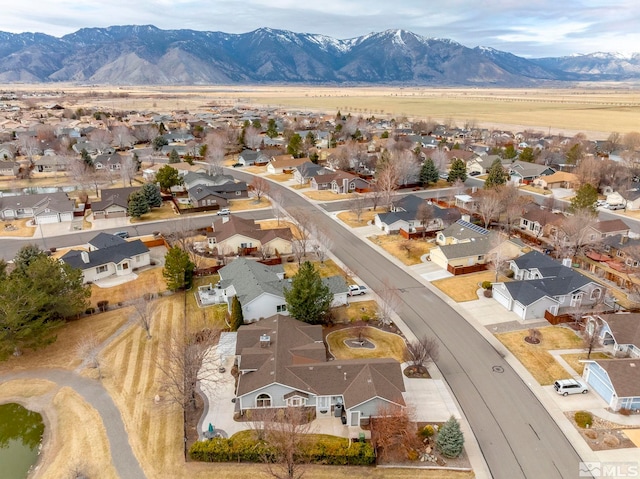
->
[[228, 169, 586, 479]]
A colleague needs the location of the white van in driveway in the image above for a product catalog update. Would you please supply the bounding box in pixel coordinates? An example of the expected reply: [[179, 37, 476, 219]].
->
[[554, 379, 588, 396]]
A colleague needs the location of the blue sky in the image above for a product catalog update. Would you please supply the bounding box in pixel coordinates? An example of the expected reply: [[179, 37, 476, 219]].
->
[[3, 1, 639, 58]]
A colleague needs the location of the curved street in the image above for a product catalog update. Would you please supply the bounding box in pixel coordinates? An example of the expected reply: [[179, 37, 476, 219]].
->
[[229, 169, 587, 479]]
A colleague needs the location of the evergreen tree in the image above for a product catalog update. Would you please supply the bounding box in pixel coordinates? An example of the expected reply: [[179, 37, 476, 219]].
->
[[266, 118, 278, 139], [152, 135, 168, 151], [419, 158, 439, 187], [447, 158, 467, 183], [142, 182, 163, 208], [128, 190, 150, 218], [133, 152, 141, 172], [484, 158, 508, 189], [381, 130, 389, 139], [230, 296, 244, 331], [569, 183, 598, 215], [81, 148, 93, 167], [287, 133, 303, 158], [284, 261, 333, 325], [502, 144, 517, 159], [436, 416, 464, 458], [518, 147, 536, 163], [162, 246, 195, 291], [169, 148, 180, 164], [13, 244, 47, 274], [155, 165, 183, 192], [251, 119, 262, 129]]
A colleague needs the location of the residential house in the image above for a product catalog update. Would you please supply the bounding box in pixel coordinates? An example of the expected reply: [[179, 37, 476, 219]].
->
[[293, 161, 328, 185], [92, 187, 139, 219], [466, 154, 501, 176], [508, 161, 555, 185], [587, 219, 630, 243], [237, 149, 269, 166], [34, 155, 70, 173], [532, 171, 578, 190], [310, 170, 370, 194], [374, 195, 461, 235], [583, 359, 640, 412], [587, 313, 640, 359], [94, 152, 123, 171], [518, 203, 565, 239], [0, 144, 16, 160], [142, 162, 208, 182], [436, 219, 489, 246], [266, 155, 308, 175], [602, 186, 627, 208], [60, 232, 151, 283], [234, 315, 405, 426], [206, 215, 293, 256], [581, 235, 640, 291], [0, 192, 75, 223], [0, 161, 20, 176], [492, 251, 604, 321], [620, 188, 640, 211], [188, 187, 229, 210]]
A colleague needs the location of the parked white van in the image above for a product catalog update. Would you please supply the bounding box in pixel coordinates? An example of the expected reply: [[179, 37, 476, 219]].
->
[[553, 379, 588, 396]]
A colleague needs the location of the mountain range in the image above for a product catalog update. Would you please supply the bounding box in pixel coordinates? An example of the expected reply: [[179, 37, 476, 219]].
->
[[1, 25, 639, 86]]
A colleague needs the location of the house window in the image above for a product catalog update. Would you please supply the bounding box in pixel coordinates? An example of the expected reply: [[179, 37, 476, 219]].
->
[[590, 288, 602, 300], [96, 265, 108, 274], [287, 397, 304, 407], [121, 262, 129, 270], [236, 191, 242, 195], [522, 219, 529, 226], [478, 255, 484, 260], [277, 304, 287, 313], [256, 393, 271, 408], [617, 251, 625, 258], [209, 237, 217, 244]]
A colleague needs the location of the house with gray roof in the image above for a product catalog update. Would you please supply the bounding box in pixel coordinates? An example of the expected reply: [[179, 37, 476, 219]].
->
[[60, 232, 150, 284], [507, 161, 555, 185], [587, 312, 640, 359], [212, 258, 348, 321], [492, 251, 603, 320], [206, 215, 293, 256], [92, 186, 140, 219], [293, 161, 329, 184], [374, 195, 461, 235], [0, 192, 75, 224], [583, 358, 640, 412], [235, 315, 405, 426], [237, 149, 269, 166]]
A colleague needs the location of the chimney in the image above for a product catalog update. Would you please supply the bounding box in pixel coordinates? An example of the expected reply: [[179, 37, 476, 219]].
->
[[222, 216, 229, 224], [343, 372, 347, 381], [461, 214, 470, 222], [260, 334, 271, 348], [81, 251, 89, 264]]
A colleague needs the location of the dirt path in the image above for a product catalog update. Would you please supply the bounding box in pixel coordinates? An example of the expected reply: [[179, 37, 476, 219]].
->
[[0, 368, 146, 479]]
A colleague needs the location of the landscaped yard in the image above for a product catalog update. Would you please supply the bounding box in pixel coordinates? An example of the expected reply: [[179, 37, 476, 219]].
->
[[495, 326, 583, 385], [331, 300, 379, 323], [0, 218, 36, 238], [89, 267, 166, 308], [303, 190, 350, 202], [130, 201, 179, 222], [326, 326, 406, 362], [369, 234, 434, 266], [266, 173, 294, 182], [229, 197, 271, 211], [283, 259, 346, 279], [432, 271, 509, 302]]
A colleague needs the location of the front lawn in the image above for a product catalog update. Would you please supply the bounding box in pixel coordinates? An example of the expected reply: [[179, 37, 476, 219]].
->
[[331, 301, 379, 323], [303, 190, 350, 202], [561, 352, 610, 375], [326, 326, 406, 362], [369, 235, 434, 266], [337, 209, 380, 228], [283, 259, 346, 279], [432, 271, 508, 302], [495, 326, 583, 385]]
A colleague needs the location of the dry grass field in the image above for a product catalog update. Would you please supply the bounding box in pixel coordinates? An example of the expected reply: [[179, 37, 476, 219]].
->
[[331, 300, 379, 323], [282, 258, 345, 279], [12, 84, 640, 139], [560, 352, 610, 375], [495, 326, 584, 385], [337, 209, 379, 228], [369, 234, 434, 266], [432, 271, 509, 302]]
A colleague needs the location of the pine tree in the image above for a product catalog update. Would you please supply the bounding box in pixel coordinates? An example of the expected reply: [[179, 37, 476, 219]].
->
[[569, 183, 598, 215], [287, 133, 303, 158], [81, 148, 93, 167], [447, 158, 467, 183], [127, 190, 150, 218], [266, 118, 278, 138], [169, 149, 180, 164], [436, 416, 464, 458], [155, 165, 183, 192], [419, 158, 439, 187], [230, 296, 244, 331], [484, 158, 508, 189], [284, 261, 333, 325], [142, 182, 163, 208], [162, 246, 195, 291]]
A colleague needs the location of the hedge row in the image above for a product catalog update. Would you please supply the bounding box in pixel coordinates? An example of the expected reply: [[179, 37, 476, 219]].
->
[[189, 434, 375, 466]]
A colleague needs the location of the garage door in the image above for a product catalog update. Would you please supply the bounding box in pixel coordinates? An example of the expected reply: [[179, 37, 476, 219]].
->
[[106, 211, 126, 218], [513, 302, 526, 319], [585, 365, 614, 404], [493, 288, 511, 310], [60, 212, 73, 222], [37, 214, 59, 224]]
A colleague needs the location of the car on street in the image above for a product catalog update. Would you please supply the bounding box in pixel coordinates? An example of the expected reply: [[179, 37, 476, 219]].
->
[[607, 203, 625, 210], [348, 285, 367, 296], [114, 231, 130, 239], [217, 208, 231, 216], [553, 379, 589, 396]]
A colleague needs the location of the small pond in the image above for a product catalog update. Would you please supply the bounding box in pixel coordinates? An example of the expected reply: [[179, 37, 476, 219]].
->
[[0, 403, 45, 479]]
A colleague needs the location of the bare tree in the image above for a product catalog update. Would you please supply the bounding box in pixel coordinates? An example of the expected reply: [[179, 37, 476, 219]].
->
[[310, 225, 333, 264], [244, 125, 263, 150], [368, 185, 383, 212], [404, 336, 439, 370], [255, 407, 312, 479], [259, 243, 274, 260], [583, 317, 603, 359], [250, 176, 270, 202], [370, 403, 418, 463], [475, 188, 503, 229], [288, 207, 312, 260], [376, 162, 399, 210], [392, 149, 420, 187], [18, 135, 39, 162], [377, 280, 401, 326], [416, 202, 435, 237], [487, 233, 511, 282], [119, 153, 138, 187], [555, 210, 599, 259], [399, 239, 415, 258], [76, 333, 102, 379], [88, 128, 113, 153], [500, 185, 531, 237], [270, 190, 286, 226], [156, 327, 220, 411], [130, 294, 157, 339], [204, 130, 226, 175], [348, 192, 367, 224], [111, 125, 135, 150]]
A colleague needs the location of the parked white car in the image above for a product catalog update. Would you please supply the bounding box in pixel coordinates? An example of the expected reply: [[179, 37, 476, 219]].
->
[[554, 379, 588, 396], [217, 208, 231, 216], [348, 285, 367, 296]]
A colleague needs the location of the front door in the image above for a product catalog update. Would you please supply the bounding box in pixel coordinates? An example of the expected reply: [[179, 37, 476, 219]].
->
[[316, 396, 330, 415], [349, 410, 360, 427]]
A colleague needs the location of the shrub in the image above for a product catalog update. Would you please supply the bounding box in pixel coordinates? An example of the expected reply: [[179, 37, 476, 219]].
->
[[574, 411, 593, 428], [603, 434, 620, 447], [85, 307, 96, 315], [407, 449, 419, 461], [97, 300, 109, 312], [505, 269, 515, 278], [419, 424, 436, 439], [619, 408, 632, 416], [483, 289, 493, 298], [584, 429, 598, 440], [435, 416, 464, 458], [481, 281, 493, 290]]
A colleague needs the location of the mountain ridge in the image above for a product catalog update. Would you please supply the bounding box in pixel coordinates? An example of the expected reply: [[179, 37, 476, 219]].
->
[[0, 25, 639, 85]]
